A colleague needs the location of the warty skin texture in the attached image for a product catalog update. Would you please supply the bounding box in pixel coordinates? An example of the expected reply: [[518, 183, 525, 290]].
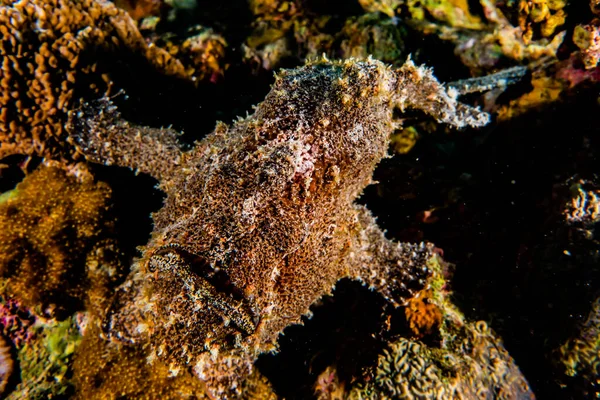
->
[[71, 57, 489, 397]]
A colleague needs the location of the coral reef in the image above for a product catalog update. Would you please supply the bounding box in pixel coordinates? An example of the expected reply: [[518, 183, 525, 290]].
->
[[552, 178, 600, 397], [564, 179, 600, 227], [369, 0, 565, 72], [0, 0, 597, 397], [146, 26, 228, 83], [73, 324, 277, 399], [337, 13, 408, 66], [0, 0, 191, 160], [403, 0, 484, 29], [71, 57, 488, 397], [348, 257, 534, 399], [72, 324, 209, 400], [404, 289, 442, 337], [114, 0, 163, 21], [358, 0, 401, 17], [7, 316, 82, 399], [243, 0, 330, 71], [574, 19, 600, 70], [518, 0, 567, 41], [0, 163, 125, 316], [555, 296, 600, 397], [0, 296, 37, 347]]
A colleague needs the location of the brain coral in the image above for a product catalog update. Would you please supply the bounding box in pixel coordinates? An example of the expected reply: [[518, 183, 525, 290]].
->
[[0, 0, 190, 160], [349, 257, 534, 400], [0, 163, 125, 316]]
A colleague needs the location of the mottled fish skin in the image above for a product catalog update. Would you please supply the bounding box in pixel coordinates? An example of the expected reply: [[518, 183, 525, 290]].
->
[[71, 57, 489, 398]]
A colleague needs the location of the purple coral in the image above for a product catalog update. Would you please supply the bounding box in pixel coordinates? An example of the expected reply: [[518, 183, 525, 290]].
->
[[0, 297, 37, 348]]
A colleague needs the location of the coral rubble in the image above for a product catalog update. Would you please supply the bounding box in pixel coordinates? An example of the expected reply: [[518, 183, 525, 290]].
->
[[72, 57, 488, 397]]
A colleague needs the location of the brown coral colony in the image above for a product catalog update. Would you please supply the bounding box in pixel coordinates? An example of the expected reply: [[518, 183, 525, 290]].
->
[[0, 0, 190, 160]]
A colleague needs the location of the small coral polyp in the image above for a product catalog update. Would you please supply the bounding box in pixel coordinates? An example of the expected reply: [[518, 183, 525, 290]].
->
[[72, 56, 489, 397]]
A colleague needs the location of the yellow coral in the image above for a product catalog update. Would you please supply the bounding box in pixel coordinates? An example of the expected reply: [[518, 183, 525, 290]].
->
[[73, 324, 276, 399], [73, 325, 209, 400], [574, 21, 600, 70], [0, 0, 190, 160], [358, 0, 401, 17], [0, 163, 124, 315], [391, 126, 419, 154], [407, 0, 483, 29], [519, 0, 567, 43], [497, 75, 563, 120]]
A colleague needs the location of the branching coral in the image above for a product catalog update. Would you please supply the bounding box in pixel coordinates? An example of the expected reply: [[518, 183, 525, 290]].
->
[[0, 0, 191, 160], [72, 57, 489, 397], [0, 163, 125, 316]]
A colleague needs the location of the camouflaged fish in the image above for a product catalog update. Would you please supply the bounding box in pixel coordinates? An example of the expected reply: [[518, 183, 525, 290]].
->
[[70, 57, 489, 398]]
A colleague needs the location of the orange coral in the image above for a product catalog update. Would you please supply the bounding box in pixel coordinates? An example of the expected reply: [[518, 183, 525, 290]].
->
[[0, 0, 190, 160], [519, 0, 567, 42], [405, 289, 443, 337], [0, 163, 124, 316], [114, 0, 162, 21]]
